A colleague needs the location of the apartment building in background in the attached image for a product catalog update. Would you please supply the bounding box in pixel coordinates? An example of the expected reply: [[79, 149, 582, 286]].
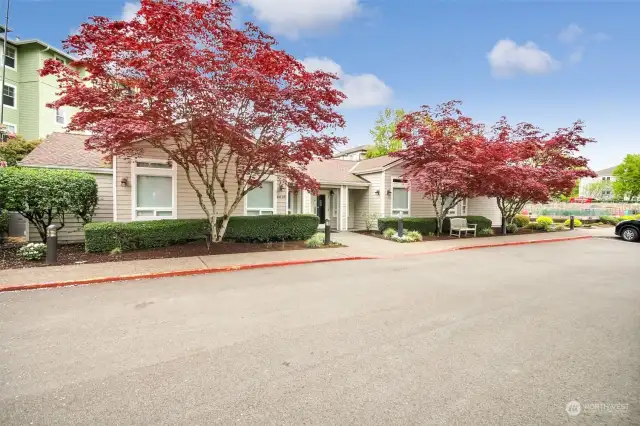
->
[[1, 24, 80, 140]]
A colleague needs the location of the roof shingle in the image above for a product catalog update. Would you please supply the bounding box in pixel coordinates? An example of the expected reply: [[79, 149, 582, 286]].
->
[[20, 132, 111, 170]]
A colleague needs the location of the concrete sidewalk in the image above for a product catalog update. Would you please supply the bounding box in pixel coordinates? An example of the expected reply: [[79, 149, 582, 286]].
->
[[0, 229, 602, 289]]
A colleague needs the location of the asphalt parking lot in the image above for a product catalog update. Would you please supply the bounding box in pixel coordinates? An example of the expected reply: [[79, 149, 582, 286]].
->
[[1, 238, 638, 425]]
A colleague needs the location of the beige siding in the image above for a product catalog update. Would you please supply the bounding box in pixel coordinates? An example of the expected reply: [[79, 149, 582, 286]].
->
[[358, 172, 382, 218], [349, 188, 368, 230], [410, 192, 437, 217], [28, 172, 113, 243], [467, 197, 501, 226], [115, 144, 250, 222]]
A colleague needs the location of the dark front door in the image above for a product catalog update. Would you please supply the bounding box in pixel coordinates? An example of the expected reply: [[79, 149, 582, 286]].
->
[[317, 195, 326, 223]]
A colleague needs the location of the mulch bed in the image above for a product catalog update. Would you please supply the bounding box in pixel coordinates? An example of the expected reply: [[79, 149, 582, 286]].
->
[[355, 227, 546, 241], [0, 240, 313, 270]]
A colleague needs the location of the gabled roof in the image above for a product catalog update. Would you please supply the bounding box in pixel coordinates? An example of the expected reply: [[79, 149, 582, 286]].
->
[[596, 166, 617, 176], [333, 144, 371, 157], [305, 159, 370, 186], [19, 132, 111, 172], [349, 155, 402, 174]]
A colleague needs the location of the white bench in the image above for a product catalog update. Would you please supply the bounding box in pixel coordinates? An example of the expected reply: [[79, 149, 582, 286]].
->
[[449, 218, 477, 238]]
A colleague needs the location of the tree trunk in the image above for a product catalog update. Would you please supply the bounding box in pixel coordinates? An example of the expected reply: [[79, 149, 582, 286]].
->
[[436, 214, 446, 236], [214, 215, 230, 243]]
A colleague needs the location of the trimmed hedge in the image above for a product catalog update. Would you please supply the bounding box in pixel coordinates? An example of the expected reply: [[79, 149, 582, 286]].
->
[[378, 215, 492, 235], [84, 214, 320, 252]]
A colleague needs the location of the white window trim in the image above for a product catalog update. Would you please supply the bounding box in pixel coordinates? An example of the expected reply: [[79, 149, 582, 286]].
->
[[55, 108, 66, 126], [244, 177, 277, 215], [131, 157, 178, 221], [2, 121, 17, 134], [1, 45, 17, 71], [3, 82, 16, 109], [391, 176, 410, 216]]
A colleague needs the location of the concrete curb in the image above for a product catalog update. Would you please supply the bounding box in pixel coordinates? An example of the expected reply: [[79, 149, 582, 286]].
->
[[0, 235, 592, 293], [0, 256, 377, 293]]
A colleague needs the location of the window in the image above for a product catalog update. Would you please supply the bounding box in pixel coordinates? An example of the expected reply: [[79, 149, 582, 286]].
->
[[445, 198, 458, 216], [246, 181, 275, 215], [3, 122, 16, 134], [132, 159, 176, 219], [392, 188, 409, 216], [3, 84, 15, 108], [3, 45, 16, 69], [55, 108, 66, 125], [460, 198, 468, 215]]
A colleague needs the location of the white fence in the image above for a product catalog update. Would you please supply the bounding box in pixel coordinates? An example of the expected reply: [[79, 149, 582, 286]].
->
[[523, 202, 640, 219]]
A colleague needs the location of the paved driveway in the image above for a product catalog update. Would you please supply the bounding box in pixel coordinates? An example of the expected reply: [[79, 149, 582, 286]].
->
[[1, 238, 638, 425]]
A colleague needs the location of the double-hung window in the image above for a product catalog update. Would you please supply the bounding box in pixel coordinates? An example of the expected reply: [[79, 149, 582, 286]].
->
[[246, 181, 275, 215], [3, 45, 16, 69], [132, 159, 177, 219], [55, 108, 66, 125], [391, 178, 409, 216], [3, 84, 15, 108]]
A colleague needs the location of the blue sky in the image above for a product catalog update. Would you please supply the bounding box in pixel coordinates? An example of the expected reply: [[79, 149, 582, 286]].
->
[[9, 0, 640, 170]]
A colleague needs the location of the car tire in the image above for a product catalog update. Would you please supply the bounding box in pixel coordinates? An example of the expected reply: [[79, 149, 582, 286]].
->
[[620, 226, 640, 242]]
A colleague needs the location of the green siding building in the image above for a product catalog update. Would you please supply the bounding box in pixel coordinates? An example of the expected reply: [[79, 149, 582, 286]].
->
[[1, 26, 80, 140]]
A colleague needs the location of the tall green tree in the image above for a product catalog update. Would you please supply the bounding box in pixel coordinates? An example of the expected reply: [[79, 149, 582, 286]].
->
[[366, 108, 405, 158], [613, 154, 640, 199]]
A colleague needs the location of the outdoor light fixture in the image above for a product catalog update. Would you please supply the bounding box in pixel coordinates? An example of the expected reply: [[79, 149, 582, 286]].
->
[[375, 190, 380, 195], [120, 177, 128, 187], [329, 190, 334, 196], [386, 189, 392, 196]]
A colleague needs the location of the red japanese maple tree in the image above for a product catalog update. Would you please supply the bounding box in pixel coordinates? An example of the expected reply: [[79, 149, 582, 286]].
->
[[391, 101, 489, 235], [40, 0, 346, 241], [484, 119, 596, 233]]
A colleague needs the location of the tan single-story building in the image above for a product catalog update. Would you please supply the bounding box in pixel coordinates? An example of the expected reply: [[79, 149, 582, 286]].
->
[[18, 134, 502, 242]]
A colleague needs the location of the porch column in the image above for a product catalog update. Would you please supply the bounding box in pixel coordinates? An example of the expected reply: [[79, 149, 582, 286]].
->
[[340, 185, 349, 231], [302, 191, 312, 214]]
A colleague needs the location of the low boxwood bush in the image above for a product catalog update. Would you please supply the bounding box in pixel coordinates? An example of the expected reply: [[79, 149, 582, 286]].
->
[[536, 216, 554, 226], [563, 218, 582, 227], [526, 222, 549, 231], [506, 223, 518, 234], [305, 233, 325, 248], [513, 214, 530, 228], [620, 215, 636, 221], [378, 215, 492, 235], [85, 215, 320, 252]]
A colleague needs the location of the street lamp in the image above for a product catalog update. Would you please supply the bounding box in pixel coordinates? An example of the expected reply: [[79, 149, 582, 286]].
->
[[0, 0, 11, 138]]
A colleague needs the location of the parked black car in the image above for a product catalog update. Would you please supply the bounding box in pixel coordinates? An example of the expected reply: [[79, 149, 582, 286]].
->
[[615, 219, 640, 242]]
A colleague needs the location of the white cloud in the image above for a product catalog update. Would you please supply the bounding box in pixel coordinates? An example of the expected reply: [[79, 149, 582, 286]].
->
[[558, 23, 583, 44], [121, 2, 140, 21], [569, 48, 584, 64], [302, 57, 392, 108], [487, 39, 559, 78], [592, 32, 611, 42], [239, 0, 360, 38]]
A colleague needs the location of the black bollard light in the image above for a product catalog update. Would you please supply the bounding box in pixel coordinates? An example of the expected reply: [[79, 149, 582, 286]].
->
[[324, 218, 331, 245], [569, 215, 575, 230], [46, 224, 57, 265], [398, 212, 404, 238]]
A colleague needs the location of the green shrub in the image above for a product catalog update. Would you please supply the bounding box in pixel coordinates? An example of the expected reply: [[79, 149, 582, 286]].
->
[[0, 167, 98, 242], [620, 215, 635, 221], [506, 223, 518, 234], [382, 228, 397, 238], [223, 214, 319, 242], [635, 214, 640, 220], [0, 209, 9, 235], [513, 214, 530, 228], [536, 216, 554, 226], [0, 136, 41, 166], [526, 222, 549, 231], [599, 215, 621, 225], [406, 230, 423, 241], [17, 243, 46, 260], [84, 215, 320, 252], [479, 228, 495, 236], [551, 224, 567, 232], [378, 215, 492, 235], [305, 233, 325, 248], [563, 218, 582, 227]]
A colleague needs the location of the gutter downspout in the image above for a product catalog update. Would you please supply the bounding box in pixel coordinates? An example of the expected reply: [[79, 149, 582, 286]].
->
[[1, 0, 11, 129]]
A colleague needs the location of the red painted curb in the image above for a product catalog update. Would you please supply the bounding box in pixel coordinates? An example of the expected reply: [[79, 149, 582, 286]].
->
[[0, 235, 593, 293], [0, 256, 377, 293]]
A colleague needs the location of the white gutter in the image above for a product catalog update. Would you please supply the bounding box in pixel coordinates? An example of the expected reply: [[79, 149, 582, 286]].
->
[[18, 163, 113, 174]]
